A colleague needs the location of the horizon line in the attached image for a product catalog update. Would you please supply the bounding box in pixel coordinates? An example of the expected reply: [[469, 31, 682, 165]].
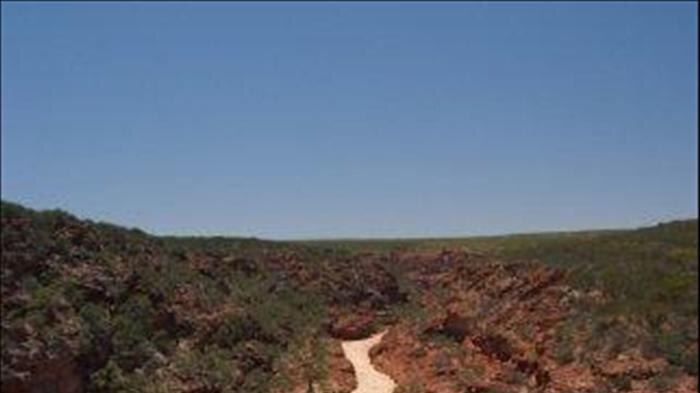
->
[[3, 198, 696, 243]]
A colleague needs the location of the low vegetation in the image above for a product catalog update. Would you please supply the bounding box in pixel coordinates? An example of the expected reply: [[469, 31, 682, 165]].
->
[[2, 200, 697, 392], [1, 201, 397, 392], [307, 220, 699, 374]]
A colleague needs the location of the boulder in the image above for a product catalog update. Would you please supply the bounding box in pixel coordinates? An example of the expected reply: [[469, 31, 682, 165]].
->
[[329, 314, 375, 340]]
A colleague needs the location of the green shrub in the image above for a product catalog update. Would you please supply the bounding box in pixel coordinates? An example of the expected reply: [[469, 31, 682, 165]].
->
[[111, 313, 154, 370], [174, 346, 240, 393], [89, 360, 130, 393], [79, 303, 111, 355], [553, 341, 575, 365]]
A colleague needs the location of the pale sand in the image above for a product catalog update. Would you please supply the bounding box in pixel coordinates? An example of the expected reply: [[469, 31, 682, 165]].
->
[[341, 332, 396, 393]]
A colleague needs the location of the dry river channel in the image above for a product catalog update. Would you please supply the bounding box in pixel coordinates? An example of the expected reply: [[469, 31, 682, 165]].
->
[[340, 332, 396, 393]]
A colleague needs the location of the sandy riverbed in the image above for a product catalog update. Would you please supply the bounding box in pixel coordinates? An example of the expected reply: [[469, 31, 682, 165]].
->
[[340, 332, 396, 393]]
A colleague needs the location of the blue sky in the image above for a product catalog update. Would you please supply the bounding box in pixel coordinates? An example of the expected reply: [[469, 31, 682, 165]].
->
[[1, 2, 697, 239]]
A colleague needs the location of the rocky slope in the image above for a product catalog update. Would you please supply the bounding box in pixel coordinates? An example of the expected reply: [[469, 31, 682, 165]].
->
[[371, 250, 697, 392], [0, 202, 399, 393], [1, 201, 697, 392]]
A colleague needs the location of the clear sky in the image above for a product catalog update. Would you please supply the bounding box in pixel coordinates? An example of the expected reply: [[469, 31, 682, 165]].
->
[[1, 2, 697, 239]]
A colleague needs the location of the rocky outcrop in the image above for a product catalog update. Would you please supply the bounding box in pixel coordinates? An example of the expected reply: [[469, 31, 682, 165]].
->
[[2, 203, 696, 392], [329, 314, 375, 340], [370, 250, 698, 393], [0, 202, 406, 392]]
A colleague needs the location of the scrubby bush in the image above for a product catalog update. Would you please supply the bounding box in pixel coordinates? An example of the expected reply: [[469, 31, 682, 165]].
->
[[79, 303, 111, 354], [89, 360, 131, 393]]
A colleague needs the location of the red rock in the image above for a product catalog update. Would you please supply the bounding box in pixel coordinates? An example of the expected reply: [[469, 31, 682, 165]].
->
[[329, 314, 375, 340]]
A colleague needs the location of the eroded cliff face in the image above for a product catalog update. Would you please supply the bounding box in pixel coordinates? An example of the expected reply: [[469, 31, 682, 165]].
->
[[369, 250, 697, 393]]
